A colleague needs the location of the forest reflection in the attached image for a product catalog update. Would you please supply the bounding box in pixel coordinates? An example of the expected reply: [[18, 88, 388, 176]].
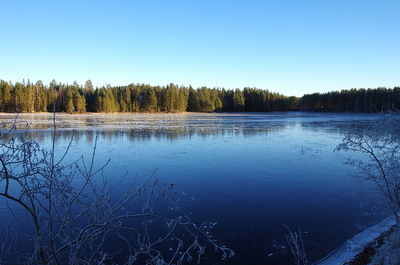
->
[[0, 112, 381, 146], [0, 121, 361, 145]]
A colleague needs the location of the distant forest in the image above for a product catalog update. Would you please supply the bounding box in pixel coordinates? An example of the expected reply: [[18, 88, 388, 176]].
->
[[0, 80, 399, 113]]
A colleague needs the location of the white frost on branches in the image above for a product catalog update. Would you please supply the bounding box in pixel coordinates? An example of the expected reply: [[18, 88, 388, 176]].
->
[[0, 114, 234, 265]]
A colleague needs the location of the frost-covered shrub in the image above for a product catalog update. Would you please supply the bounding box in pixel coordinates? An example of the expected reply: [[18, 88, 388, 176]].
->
[[0, 117, 234, 264], [336, 114, 400, 223], [369, 226, 400, 265]]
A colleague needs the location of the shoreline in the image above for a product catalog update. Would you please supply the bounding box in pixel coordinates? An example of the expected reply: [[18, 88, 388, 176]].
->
[[0, 111, 388, 116], [314, 216, 396, 265]]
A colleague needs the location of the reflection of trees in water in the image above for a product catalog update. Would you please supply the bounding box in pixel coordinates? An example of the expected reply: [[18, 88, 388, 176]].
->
[[0, 113, 383, 144], [2, 126, 285, 144], [0, 119, 383, 145]]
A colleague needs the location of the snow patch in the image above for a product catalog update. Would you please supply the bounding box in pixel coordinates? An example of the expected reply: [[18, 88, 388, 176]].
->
[[313, 216, 396, 265]]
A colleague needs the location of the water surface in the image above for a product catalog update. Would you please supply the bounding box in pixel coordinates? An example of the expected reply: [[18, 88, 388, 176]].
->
[[0, 112, 386, 264]]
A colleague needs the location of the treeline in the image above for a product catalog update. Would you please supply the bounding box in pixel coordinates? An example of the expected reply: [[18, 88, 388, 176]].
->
[[301, 87, 400, 112], [0, 80, 297, 113], [0, 79, 399, 113]]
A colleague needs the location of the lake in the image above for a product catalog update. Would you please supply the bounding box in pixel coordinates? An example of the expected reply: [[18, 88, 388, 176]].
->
[[0, 112, 387, 264]]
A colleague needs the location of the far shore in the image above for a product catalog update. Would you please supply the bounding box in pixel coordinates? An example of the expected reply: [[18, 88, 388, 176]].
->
[[0, 110, 385, 116]]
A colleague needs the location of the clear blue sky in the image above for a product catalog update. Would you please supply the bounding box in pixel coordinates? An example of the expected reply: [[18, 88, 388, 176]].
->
[[1, 0, 399, 96]]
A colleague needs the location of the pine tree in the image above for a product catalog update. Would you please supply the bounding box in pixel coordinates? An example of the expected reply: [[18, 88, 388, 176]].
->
[[64, 88, 75, 113], [148, 88, 158, 112], [233, 89, 245, 111], [74, 90, 86, 112], [84, 80, 94, 93]]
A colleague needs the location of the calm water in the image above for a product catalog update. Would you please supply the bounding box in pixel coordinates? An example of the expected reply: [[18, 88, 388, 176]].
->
[[0, 112, 387, 264]]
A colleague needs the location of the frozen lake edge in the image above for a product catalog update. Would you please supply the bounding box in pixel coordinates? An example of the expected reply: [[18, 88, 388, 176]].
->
[[314, 216, 396, 265]]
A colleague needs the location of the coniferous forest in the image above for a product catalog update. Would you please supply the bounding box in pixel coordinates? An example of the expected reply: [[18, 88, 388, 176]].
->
[[0, 79, 399, 113]]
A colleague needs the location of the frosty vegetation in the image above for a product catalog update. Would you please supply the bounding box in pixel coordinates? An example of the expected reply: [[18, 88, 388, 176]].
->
[[0, 114, 234, 265], [336, 113, 400, 264], [284, 225, 308, 265], [369, 224, 400, 265], [336, 114, 400, 223]]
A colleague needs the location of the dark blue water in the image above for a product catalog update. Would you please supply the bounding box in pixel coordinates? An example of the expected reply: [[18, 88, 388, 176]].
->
[[0, 112, 386, 264]]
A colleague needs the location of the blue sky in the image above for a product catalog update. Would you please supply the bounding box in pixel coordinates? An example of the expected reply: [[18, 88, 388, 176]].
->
[[1, 0, 399, 96]]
